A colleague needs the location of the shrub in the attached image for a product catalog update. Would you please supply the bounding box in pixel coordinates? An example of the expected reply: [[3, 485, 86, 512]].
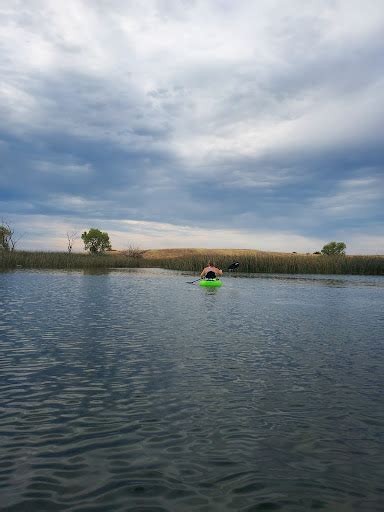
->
[[321, 241, 346, 256]]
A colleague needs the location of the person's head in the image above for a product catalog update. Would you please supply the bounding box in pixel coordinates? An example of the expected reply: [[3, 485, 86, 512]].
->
[[208, 261, 214, 266]]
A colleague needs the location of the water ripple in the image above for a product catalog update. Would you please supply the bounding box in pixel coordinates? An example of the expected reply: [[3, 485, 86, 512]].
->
[[0, 269, 383, 511]]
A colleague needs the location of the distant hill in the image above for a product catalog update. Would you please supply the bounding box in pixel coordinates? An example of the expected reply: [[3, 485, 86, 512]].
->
[[139, 248, 310, 260]]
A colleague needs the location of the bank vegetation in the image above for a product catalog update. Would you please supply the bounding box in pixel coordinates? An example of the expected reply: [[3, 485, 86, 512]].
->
[[0, 248, 383, 275]]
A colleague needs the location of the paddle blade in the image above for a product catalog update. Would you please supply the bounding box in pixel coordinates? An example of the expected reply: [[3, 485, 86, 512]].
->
[[227, 262, 239, 271]]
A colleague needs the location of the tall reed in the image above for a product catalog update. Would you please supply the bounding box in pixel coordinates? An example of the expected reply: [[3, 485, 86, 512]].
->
[[0, 251, 141, 269], [1, 250, 383, 275], [143, 253, 384, 275]]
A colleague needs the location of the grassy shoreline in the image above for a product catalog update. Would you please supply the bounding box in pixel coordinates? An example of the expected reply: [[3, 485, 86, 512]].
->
[[1, 249, 383, 275]]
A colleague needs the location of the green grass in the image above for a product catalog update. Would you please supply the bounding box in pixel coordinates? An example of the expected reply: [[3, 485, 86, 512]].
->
[[1, 250, 383, 275]]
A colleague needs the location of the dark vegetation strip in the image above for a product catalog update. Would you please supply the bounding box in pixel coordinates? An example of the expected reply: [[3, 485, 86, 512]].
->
[[1, 251, 383, 275], [0, 251, 140, 269]]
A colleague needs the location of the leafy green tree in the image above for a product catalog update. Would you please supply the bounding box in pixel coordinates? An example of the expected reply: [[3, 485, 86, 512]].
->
[[321, 241, 346, 255], [81, 228, 111, 253]]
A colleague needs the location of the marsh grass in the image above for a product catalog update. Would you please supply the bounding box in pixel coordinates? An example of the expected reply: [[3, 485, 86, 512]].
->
[[143, 251, 384, 275], [1, 249, 383, 275], [0, 251, 140, 270]]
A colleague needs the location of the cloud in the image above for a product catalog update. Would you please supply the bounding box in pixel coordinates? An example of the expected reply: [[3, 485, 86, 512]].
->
[[7, 213, 325, 253], [314, 172, 384, 218], [0, 0, 383, 253], [32, 160, 93, 175], [5, 210, 381, 255]]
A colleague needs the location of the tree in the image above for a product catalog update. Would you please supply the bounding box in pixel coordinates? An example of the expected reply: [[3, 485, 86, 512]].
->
[[121, 244, 145, 258], [66, 231, 79, 253], [0, 224, 11, 250], [0, 220, 22, 251], [81, 228, 111, 253], [321, 241, 346, 255]]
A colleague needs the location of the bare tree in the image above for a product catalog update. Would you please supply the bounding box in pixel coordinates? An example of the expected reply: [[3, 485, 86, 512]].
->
[[66, 231, 79, 253], [0, 225, 10, 251], [122, 244, 146, 258], [0, 220, 23, 251]]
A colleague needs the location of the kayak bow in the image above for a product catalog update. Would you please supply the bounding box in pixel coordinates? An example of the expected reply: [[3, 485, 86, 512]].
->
[[199, 279, 222, 287]]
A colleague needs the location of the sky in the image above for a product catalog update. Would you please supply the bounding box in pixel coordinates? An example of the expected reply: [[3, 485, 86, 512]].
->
[[1, 0, 383, 254]]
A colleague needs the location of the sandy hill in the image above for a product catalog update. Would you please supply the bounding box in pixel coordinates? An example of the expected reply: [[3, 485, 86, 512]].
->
[[140, 248, 303, 260]]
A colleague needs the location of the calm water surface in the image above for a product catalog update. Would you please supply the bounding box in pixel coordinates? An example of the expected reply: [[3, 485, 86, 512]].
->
[[0, 269, 383, 511]]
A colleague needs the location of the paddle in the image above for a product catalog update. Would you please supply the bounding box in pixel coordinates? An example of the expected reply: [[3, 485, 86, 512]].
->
[[186, 262, 240, 283]]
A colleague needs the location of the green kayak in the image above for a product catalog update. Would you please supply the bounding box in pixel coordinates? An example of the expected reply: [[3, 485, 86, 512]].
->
[[199, 279, 222, 287]]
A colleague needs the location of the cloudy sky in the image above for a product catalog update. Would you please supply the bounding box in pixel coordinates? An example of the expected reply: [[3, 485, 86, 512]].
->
[[1, 0, 383, 253]]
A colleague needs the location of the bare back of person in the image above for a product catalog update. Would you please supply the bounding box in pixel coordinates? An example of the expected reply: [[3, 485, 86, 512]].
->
[[200, 262, 223, 278]]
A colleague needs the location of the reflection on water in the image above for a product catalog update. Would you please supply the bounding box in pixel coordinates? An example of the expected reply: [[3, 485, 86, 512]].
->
[[0, 269, 383, 511]]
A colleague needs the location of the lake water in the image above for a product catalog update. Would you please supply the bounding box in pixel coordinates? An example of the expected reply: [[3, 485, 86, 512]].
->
[[0, 268, 383, 512]]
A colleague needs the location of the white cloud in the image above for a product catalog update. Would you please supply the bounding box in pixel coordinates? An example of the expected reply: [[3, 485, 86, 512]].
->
[[11, 214, 323, 253], [219, 167, 301, 189], [2, 0, 383, 149], [344, 233, 384, 255], [1, 1, 383, 251], [45, 194, 97, 210], [7, 210, 383, 254], [33, 160, 93, 175], [314, 172, 384, 217]]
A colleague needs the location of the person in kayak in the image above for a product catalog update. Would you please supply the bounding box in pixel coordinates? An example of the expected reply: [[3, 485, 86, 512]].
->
[[200, 261, 223, 279]]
